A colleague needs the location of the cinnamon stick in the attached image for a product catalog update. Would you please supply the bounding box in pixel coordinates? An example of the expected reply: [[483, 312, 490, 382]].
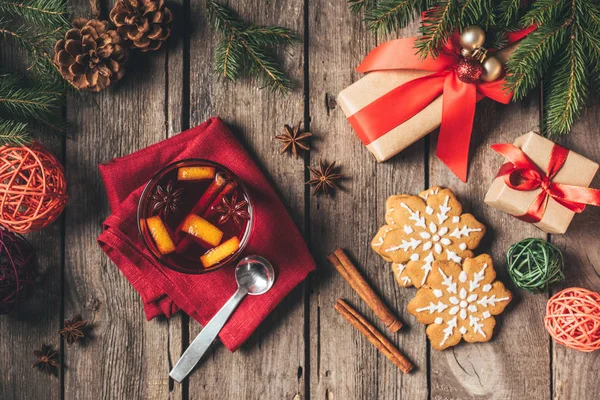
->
[[334, 299, 413, 374], [328, 248, 402, 332]]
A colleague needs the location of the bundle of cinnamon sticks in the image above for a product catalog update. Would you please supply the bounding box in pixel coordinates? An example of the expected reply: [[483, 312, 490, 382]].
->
[[328, 248, 414, 374]]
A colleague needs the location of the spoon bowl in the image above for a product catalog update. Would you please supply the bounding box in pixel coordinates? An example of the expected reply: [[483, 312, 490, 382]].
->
[[236, 256, 275, 295]]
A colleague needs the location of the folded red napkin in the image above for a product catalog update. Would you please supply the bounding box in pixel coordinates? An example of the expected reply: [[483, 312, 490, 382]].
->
[[97, 117, 315, 351]]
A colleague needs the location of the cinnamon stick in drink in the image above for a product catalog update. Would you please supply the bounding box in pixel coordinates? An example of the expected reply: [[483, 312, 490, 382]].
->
[[328, 248, 402, 332], [334, 299, 413, 374]]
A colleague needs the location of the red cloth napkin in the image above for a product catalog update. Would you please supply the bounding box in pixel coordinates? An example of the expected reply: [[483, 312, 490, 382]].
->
[[97, 117, 315, 351]]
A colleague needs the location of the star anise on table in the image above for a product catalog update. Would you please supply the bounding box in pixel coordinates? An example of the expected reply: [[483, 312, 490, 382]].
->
[[212, 192, 250, 227], [306, 160, 344, 196], [274, 122, 312, 158], [32, 344, 61, 376], [151, 181, 184, 217], [59, 314, 88, 346]]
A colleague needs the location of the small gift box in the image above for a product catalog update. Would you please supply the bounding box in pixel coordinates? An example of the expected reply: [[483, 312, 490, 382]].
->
[[485, 131, 600, 234], [336, 32, 530, 181]]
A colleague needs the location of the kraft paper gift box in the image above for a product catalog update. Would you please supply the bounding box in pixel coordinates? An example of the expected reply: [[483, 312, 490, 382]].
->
[[338, 70, 442, 162], [484, 131, 599, 234], [337, 47, 516, 163]]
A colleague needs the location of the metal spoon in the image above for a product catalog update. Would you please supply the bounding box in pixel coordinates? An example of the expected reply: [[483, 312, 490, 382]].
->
[[169, 255, 276, 382]]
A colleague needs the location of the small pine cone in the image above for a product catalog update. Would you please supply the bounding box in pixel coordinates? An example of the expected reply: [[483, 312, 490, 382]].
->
[[110, 0, 173, 52], [53, 18, 128, 92]]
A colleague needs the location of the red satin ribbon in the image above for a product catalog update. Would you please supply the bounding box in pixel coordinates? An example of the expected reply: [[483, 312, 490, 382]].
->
[[348, 27, 535, 182], [491, 143, 600, 223]]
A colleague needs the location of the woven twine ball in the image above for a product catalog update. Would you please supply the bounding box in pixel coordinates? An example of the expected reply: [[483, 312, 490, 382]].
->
[[506, 238, 564, 293], [545, 288, 600, 352], [0, 228, 37, 314], [0, 142, 68, 234]]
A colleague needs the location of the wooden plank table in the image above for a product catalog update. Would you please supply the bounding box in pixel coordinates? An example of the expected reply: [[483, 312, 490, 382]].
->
[[1, 1, 599, 399]]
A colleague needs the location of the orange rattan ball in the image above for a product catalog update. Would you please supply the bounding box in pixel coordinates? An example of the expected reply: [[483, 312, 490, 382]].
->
[[0, 142, 67, 234], [545, 287, 600, 352]]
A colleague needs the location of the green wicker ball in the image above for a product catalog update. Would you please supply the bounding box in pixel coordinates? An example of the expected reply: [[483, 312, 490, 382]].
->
[[506, 238, 564, 294]]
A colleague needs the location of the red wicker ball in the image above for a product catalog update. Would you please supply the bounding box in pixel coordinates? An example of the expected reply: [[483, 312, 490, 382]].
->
[[0, 228, 37, 314], [545, 287, 600, 352], [0, 141, 67, 233]]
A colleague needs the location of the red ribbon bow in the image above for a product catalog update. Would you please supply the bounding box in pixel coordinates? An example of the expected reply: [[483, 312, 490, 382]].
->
[[491, 143, 600, 223], [347, 27, 535, 182]]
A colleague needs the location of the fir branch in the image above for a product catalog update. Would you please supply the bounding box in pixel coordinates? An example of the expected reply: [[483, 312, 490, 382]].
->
[[498, 0, 526, 26], [365, 0, 417, 34], [505, 23, 567, 99], [349, 0, 376, 14], [0, 73, 65, 133], [206, 0, 298, 94], [416, 1, 459, 58], [0, 0, 69, 31], [543, 28, 587, 136], [459, 0, 495, 29], [506, 0, 599, 134], [0, 118, 30, 146], [0, 21, 61, 79], [242, 26, 297, 46]]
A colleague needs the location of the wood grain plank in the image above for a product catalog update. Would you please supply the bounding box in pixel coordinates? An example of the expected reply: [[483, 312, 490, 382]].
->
[[550, 111, 600, 400], [308, 3, 428, 399], [0, 40, 63, 400], [429, 96, 551, 399], [184, 0, 307, 398], [165, 1, 187, 398], [61, 1, 182, 399]]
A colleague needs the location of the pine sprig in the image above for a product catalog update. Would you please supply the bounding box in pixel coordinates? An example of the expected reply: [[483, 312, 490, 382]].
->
[[416, 1, 459, 58], [506, 0, 600, 135], [0, 0, 69, 31], [543, 30, 588, 135], [0, 19, 62, 80], [0, 73, 65, 132], [349, 0, 377, 14], [206, 0, 298, 94], [364, 0, 423, 34], [505, 23, 567, 99], [0, 118, 30, 146]]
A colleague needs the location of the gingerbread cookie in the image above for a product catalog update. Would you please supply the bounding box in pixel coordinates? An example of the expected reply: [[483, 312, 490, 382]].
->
[[371, 187, 486, 288], [407, 254, 512, 350]]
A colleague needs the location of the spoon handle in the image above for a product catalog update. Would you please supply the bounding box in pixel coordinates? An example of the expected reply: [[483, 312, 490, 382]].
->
[[169, 286, 247, 382]]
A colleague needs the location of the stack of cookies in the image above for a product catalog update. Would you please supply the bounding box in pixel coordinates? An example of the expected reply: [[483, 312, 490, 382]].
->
[[371, 187, 512, 350]]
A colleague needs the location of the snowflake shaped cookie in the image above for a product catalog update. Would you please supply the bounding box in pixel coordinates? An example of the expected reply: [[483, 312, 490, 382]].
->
[[407, 254, 512, 350], [371, 187, 486, 288]]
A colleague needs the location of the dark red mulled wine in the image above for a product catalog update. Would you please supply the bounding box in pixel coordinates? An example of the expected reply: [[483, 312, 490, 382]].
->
[[138, 159, 253, 274]]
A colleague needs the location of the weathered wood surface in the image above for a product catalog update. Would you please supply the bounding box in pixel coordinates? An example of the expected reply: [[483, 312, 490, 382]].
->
[[1, 0, 599, 399]]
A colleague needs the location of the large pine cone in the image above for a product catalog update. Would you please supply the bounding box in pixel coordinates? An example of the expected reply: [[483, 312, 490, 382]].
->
[[53, 18, 128, 92], [110, 0, 173, 52]]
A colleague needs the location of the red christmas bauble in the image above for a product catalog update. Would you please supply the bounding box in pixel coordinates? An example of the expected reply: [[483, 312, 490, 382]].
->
[[0, 142, 68, 234], [456, 58, 483, 83]]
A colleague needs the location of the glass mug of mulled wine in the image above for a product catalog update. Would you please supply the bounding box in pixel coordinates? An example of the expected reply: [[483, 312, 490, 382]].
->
[[138, 159, 254, 274]]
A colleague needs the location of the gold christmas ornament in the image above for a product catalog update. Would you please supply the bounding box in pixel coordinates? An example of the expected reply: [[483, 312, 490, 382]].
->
[[460, 48, 472, 58], [481, 56, 503, 82], [459, 26, 485, 51]]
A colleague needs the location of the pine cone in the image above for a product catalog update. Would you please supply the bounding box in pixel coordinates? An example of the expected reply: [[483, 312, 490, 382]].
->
[[110, 0, 173, 52], [53, 18, 128, 92]]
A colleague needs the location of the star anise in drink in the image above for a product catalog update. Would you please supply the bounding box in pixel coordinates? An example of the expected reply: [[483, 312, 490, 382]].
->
[[32, 344, 61, 376], [59, 314, 89, 346], [151, 181, 184, 217], [213, 192, 250, 227]]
